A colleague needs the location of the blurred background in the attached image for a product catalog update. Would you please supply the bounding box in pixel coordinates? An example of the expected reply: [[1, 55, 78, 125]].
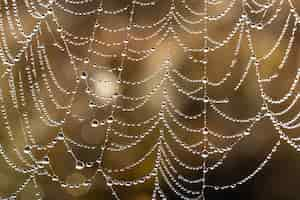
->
[[1, 0, 300, 199]]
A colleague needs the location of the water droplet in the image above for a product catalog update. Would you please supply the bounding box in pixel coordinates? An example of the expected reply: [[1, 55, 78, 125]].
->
[[90, 119, 99, 128], [52, 175, 59, 182], [89, 101, 96, 108], [256, 23, 263, 30], [57, 132, 64, 140], [112, 92, 119, 99], [48, 8, 53, 14], [24, 145, 31, 154], [85, 87, 91, 94], [41, 156, 50, 165], [106, 179, 113, 187], [75, 160, 85, 170], [94, 22, 100, 28], [201, 150, 209, 159], [121, 52, 127, 57], [80, 71, 88, 79], [203, 96, 209, 103], [57, 27, 62, 32], [203, 47, 209, 53], [106, 116, 114, 124], [244, 130, 250, 136], [86, 162, 94, 168], [203, 127, 209, 135], [84, 57, 90, 64]]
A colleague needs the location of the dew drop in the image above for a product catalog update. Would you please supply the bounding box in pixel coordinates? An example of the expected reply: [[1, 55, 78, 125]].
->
[[80, 71, 88, 80], [24, 145, 31, 154], [106, 116, 114, 124], [201, 150, 209, 159], [90, 119, 99, 128], [75, 160, 85, 170]]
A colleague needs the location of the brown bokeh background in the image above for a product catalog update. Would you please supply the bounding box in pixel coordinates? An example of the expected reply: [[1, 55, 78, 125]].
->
[[1, 0, 300, 199]]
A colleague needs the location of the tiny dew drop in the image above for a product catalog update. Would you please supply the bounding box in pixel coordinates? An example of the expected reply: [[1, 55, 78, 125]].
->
[[24, 145, 31, 154], [89, 100, 96, 108], [84, 57, 90, 64], [203, 96, 209, 103], [41, 156, 50, 165], [85, 87, 91, 94], [57, 132, 64, 140], [52, 175, 59, 182], [244, 129, 251, 136], [201, 150, 209, 159], [106, 179, 113, 187], [90, 119, 99, 128], [57, 26, 62, 32], [256, 23, 263, 30], [75, 160, 85, 170], [106, 116, 114, 124], [80, 71, 88, 79], [203, 127, 209, 135]]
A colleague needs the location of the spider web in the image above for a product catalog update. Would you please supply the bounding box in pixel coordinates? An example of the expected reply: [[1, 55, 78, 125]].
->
[[0, 0, 300, 199]]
